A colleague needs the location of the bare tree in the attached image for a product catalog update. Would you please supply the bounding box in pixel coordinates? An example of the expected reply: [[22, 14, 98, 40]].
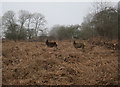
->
[[18, 10, 32, 39], [2, 11, 16, 38], [91, 0, 112, 15], [2, 11, 21, 40], [32, 13, 46, 36], [24, 12, 34, 39], [2, 10, 16, 27], [25, 13, 33, 30], [18, 10, 47, 38], [18, 10, 30, 30]]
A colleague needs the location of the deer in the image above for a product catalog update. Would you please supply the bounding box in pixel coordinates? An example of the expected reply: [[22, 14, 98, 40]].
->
[[73, 41, 85, 49], [46, 39, 57, 47]]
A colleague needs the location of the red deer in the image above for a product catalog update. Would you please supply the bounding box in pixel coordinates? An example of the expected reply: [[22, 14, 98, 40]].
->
[[46, 40, 57, 47], [73, 41, 85, 49]]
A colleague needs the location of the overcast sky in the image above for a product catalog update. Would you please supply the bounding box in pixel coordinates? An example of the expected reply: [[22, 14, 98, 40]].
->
[[1, 1, 118, 28]]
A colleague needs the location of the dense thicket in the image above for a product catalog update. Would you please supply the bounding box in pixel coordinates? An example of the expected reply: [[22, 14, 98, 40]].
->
[[49, 2, 118, 40]]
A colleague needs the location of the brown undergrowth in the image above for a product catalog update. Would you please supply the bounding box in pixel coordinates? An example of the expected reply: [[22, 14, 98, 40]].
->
[[2, 39, 118, 85]]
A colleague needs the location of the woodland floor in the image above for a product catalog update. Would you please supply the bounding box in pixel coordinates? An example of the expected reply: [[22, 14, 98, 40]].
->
[[2, 39, 119, 85]]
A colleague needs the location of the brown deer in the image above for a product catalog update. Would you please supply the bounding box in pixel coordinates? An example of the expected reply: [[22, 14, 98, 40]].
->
[[46, 40, 57, 47], [73, 41, 85, 49]]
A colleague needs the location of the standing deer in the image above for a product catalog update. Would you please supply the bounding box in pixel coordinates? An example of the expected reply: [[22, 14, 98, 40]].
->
[[46, 40, 57, 47], [73, 41, 85, 49]]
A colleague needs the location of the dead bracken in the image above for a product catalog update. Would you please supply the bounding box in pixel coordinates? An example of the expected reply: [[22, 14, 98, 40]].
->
[[2, 39, 118, 85]]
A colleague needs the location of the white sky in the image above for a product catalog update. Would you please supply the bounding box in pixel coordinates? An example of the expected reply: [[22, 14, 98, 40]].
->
[[0, 0, 119, 28]]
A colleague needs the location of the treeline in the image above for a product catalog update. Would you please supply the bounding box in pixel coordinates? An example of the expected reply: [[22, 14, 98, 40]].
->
[[49, 2, 119, 40], [1, 2, 119, 41], [1, 10, 46, 40], [49, 25, 81, 40]]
